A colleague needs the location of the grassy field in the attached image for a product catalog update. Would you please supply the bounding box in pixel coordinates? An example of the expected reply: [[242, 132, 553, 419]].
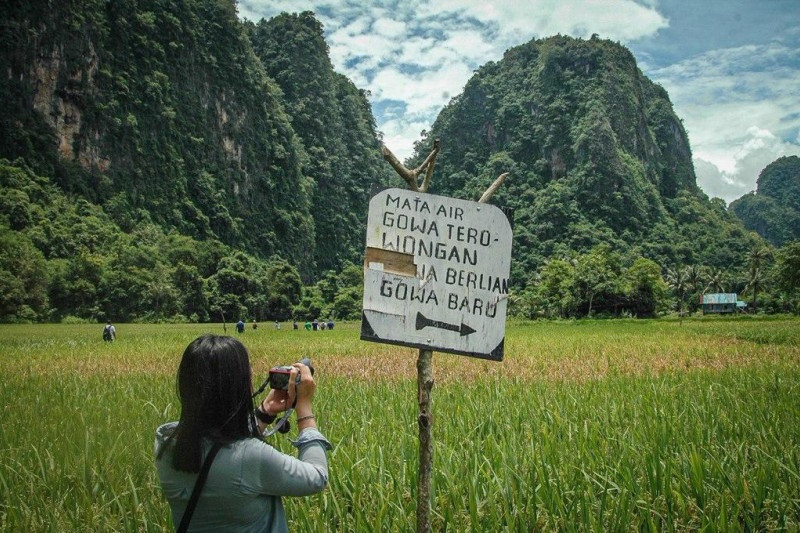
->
[[1, 317, 799, 531]]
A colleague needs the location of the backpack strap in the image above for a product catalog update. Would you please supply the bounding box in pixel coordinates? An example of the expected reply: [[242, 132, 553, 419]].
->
[[177, 442, 222, 533]]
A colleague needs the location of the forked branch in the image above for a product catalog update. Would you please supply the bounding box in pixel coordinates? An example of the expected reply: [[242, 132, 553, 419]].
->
[[382, 140, 508, 202], [381, 139, 441, 191]]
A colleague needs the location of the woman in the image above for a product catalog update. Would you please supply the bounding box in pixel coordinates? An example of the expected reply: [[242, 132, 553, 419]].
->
[[155, 334, 331, 532]]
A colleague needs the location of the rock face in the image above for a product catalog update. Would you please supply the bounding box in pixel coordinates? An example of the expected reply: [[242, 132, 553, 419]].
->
[[29, 40, 108, 171], [410, 35, 757, 279]]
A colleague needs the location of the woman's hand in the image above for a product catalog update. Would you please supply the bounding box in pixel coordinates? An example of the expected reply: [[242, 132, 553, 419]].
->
[[288, 362, 317, 430], [287, 362, 316, 413], [261, 388, 290, 416], [260, 362, 315, 416]]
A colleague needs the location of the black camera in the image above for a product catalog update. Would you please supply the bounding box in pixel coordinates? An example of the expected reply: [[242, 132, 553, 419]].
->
[[268, 357, 314, 391]]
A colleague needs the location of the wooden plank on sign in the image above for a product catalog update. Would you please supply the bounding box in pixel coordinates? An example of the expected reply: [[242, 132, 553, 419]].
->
[[364, 247, 416, 276]]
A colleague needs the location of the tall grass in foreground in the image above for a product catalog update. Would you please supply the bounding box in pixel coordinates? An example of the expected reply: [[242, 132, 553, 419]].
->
[[1, 318, 799, 531]]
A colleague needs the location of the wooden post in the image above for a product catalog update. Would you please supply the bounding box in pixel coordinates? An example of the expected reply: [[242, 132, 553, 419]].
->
[[416, 348, 434, 532], [380, 140, 507, 533]]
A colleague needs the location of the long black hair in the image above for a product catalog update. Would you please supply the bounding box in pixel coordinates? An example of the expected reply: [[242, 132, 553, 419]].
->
[[171, 334, 257, 472]]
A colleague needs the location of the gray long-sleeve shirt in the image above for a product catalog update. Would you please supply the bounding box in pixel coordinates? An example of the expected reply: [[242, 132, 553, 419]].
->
[[155, 422, 332, 532]]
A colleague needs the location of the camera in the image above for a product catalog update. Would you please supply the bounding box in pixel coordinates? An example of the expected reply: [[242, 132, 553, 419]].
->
[[268, 357, 314, 391]]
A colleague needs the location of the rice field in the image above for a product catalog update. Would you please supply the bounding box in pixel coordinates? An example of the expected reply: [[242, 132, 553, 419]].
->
[[1, 316, 799, 531]]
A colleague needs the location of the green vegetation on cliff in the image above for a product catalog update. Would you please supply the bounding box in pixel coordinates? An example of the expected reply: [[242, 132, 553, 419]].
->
[[0, 158, 306, 322], [246, 12, 392, 272], [0, 4, 390, 322], [1, 0, 318, 270], [409, 35, 764, 315], [730, 156, 800, 246]]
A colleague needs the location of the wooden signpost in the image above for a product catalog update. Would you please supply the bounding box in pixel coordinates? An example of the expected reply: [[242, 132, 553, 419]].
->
[[363, 140, 511, 532]]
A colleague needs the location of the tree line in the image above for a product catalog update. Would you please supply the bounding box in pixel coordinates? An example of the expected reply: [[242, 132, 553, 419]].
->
[[515, 242, 800, 319], [4, 157, 799, 323], [0, 159, 362, 323]]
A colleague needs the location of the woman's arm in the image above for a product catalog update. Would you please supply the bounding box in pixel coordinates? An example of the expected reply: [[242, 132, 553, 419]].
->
[[245, 361, 331, 497], [242, 433, 331, 497]]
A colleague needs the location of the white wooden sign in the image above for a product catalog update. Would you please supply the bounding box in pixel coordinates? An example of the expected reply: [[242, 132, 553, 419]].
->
[[361, 188, 513, 360]]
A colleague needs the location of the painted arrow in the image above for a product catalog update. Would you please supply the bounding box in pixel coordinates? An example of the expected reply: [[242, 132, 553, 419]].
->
[[415, 312, 476, 337]]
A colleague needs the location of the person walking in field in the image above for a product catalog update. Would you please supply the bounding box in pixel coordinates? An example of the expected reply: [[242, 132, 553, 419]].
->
[[102, 321, 116, 342], [155, 335, 330, 532], [236, 319, 245, 334]]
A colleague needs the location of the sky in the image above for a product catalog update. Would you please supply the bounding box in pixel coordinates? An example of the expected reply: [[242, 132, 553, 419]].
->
[[238, 0, 800, 204]]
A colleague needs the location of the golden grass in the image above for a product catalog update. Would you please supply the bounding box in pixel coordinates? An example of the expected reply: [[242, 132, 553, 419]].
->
[[2, 317, 798, 384]]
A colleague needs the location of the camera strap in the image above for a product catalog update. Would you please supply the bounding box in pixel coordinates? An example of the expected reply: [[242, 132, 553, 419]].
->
[[261, 407, 294, 437], [177, 442, 222, 533]]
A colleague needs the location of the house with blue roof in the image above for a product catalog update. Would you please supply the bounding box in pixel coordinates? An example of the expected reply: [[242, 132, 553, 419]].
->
[[701, 293, 746, 314]]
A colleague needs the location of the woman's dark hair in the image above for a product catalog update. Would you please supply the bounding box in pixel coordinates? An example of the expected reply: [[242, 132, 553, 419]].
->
[[172, 334, 256, 472]]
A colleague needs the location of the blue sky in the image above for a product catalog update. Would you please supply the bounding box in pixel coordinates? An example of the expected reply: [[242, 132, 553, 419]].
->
[[238, 0, 800, 203]]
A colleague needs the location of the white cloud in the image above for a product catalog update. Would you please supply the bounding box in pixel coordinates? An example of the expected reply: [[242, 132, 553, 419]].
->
[[372, 17, 407, 39], [694, 126, 800, 203], [649, 42, 800, 201], [396, 36, 440, 67], [338, 33, 398, 62], [440, 29, 497, 63], [418, 0, 668, 44], [369, 61, 473, 116], [693, 159, 747, 201], [380, 117, 431, 161]]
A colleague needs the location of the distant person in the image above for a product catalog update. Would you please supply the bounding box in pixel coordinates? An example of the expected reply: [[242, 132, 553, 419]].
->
[[236, 320, 245, 334], [327, 320, 334, 331], [275, 320, 281, 330], [102, 321, 116, 342], [304, 321, 312, 331], [312, 319, 319, 331], [252, 321, 258, 330], [320, 321, 326, 331], [293, 321, 298, 330]]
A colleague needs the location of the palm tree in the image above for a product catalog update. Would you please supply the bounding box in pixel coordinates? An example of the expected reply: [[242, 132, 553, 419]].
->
[[685, 265, 706, 312], [686, 265, 705, 293], [748, 247, 770, 270], [744, 266, 766, 314], [666, 266, 689, 324], [704, 267, 727, 294], [745, 247, 771, 313]]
